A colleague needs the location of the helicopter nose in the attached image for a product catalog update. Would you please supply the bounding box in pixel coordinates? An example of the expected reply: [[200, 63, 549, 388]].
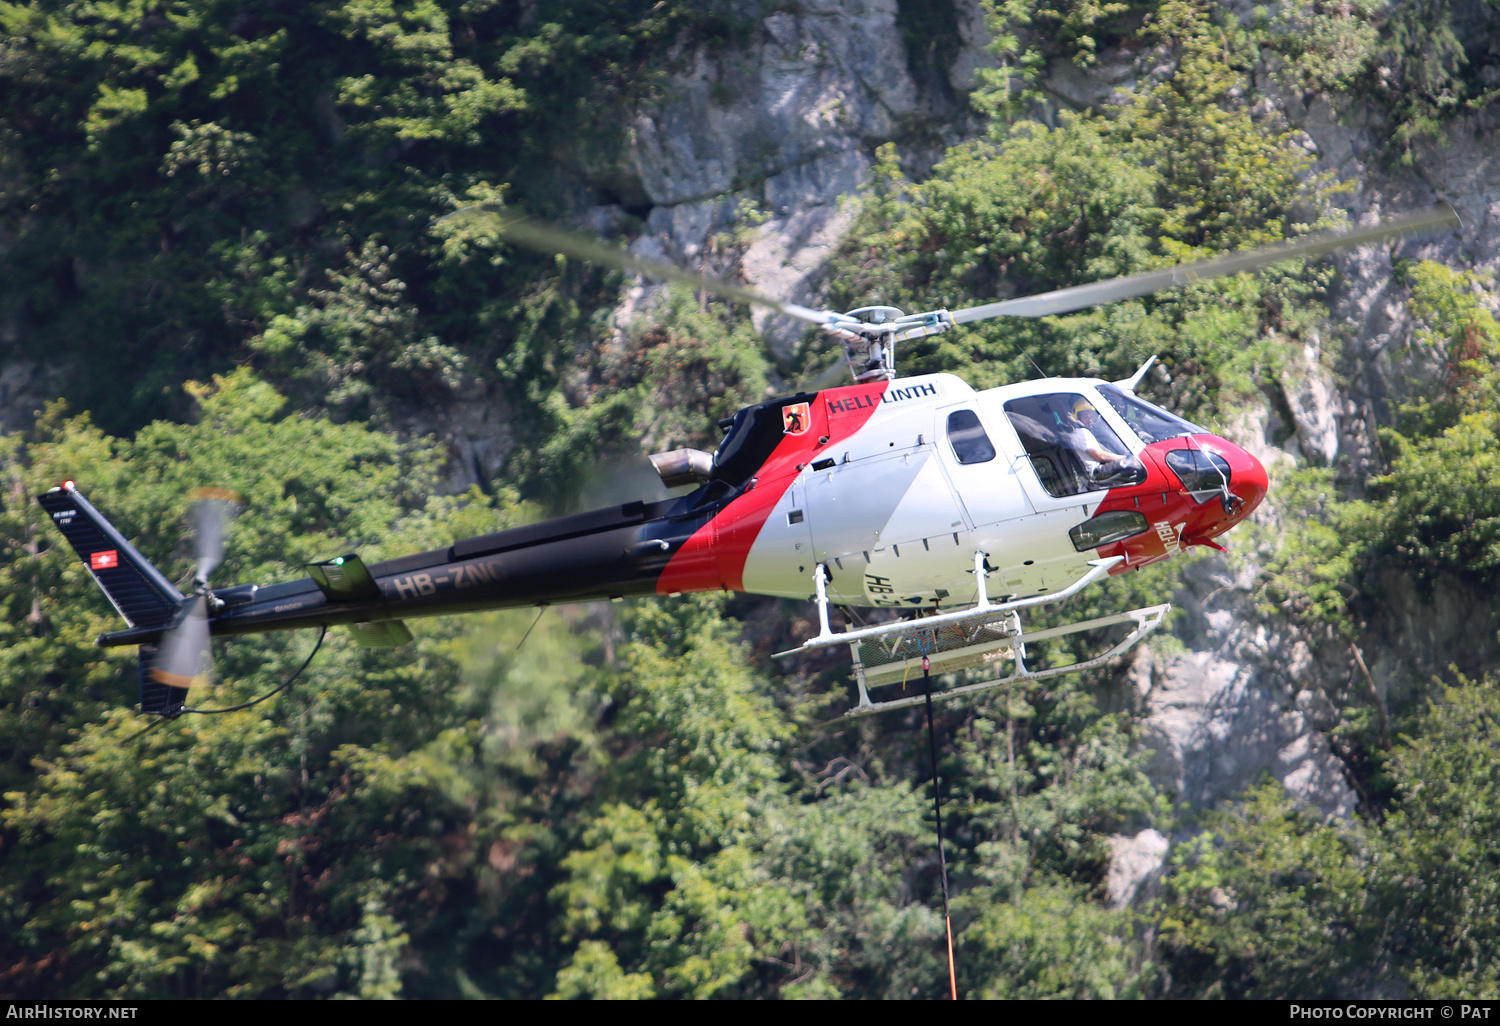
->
[[1179, 436, 1268, 551], [1218, 438, 1268, 519]]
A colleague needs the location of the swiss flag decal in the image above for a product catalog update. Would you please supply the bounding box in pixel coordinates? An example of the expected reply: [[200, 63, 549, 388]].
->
[[90, 550, 119, 570]]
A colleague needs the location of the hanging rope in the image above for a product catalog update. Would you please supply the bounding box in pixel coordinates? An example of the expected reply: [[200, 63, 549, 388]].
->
[[922, 656, 959, 1000], [514, 603, 549, 653], [181, 625, 328, 715]]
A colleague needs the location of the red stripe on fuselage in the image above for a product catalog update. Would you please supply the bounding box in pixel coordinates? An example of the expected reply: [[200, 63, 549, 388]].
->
[[657, 382, 890, 594]]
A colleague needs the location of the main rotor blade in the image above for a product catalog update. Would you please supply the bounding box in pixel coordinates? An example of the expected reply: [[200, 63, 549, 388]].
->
[[950, 204, 1461, 324], [800, 355, 853, 391], [190, 487, 241, 584], [436, 205, 852, 329], [150, 595, 213, 689]]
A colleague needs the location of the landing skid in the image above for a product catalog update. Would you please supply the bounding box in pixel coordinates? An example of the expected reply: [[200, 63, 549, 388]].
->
[[775, 552, 1170, 718]]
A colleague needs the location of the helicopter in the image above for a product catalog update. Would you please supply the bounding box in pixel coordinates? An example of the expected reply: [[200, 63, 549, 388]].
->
[[39, 203, 1459, 719]]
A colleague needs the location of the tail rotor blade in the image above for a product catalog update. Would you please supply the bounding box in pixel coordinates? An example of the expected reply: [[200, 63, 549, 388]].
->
[[150, 595, 213, 689], [190, 487, 241, 583]]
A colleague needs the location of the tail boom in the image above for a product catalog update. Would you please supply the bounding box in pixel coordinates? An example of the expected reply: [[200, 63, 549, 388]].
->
[[96, 495, 722, 647]]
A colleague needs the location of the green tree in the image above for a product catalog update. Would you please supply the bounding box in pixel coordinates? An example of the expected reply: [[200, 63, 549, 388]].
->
[[827, 0, 1340, 418], [1161, 680, 1500, 999], [1160, 784, 1371, 998], [0, 0, 746, 473], [0, 370, 506, 997], [1377, 681, 1500, 997]]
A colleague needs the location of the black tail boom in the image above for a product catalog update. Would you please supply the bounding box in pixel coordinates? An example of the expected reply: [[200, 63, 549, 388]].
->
[[94, 494, 716, 649]]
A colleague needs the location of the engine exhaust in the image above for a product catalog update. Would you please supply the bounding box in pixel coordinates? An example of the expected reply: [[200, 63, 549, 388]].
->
[[648, 448, 714, 488]]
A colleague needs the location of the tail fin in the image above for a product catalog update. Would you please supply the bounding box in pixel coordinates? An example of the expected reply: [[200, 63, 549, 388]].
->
[[37, 482, 183, 628], [39, 483, 189, 717], [137, 643, 186, 718]]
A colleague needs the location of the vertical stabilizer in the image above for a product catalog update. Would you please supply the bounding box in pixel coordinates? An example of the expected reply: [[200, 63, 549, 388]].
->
[[37, 482, 183, 628], [137, 643, 187, 718]]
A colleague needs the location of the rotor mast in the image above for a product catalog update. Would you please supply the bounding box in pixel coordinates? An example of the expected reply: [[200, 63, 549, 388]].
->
[[828, 306, 953, 382]]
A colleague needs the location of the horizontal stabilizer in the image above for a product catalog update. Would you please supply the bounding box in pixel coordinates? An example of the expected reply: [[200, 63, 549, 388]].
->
[[307, 554, 382, 602], [346, 620, 414, 648]]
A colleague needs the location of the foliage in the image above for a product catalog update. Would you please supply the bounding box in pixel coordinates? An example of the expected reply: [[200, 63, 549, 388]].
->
[[0, 0, 747, 476], [831, 0, 1340, 423], [962, 882, 1140, 998], [1376, 679, 1500, 997], [1162, 678, 1500, 999], [1262, 262, 1500, 635], [1254, 0, 1385, 94], [974, 0, 1152, 124], [1355, 263, 1500, 579], [545, 597, 934, 999], [0, 371, 507, 997], [1251, 465, 1368, 634], [1255, 0, 1500, 162], [2, 0, 1499, 1002], [1160, 784, 1371, 997], [985, 0, 1500, 162], [528, 286, 770, 507], [946, 675, 1163, 998]]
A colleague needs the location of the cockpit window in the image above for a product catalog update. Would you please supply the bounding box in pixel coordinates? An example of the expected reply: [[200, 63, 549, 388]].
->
[[1165, 448, 1232, 497], [946, 409, 996, 464], [1096, 383, 1205, 444], [1003, 392, 1147, 497]]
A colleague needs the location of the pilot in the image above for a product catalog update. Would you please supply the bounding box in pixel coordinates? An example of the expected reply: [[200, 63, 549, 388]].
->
[[1064, 398, 1131, 481]]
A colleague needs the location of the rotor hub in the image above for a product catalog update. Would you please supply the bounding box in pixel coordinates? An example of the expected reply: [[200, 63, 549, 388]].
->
[[831, 307, 954, 382]]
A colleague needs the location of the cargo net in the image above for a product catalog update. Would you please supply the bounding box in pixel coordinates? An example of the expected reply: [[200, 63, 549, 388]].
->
[[844, 605, 1170, 717], [853, 609, 1024, 690]]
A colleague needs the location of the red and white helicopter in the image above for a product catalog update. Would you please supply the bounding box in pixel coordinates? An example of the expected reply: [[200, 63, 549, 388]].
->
[[40, 205, 1457, 718]]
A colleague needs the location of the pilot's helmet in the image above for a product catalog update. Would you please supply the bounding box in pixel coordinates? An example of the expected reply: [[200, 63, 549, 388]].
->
[[1072, 397, 1098, 421]]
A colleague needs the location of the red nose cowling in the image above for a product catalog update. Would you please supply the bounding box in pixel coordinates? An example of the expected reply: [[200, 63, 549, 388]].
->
[[1180, 435, 1267, 548], [1093, 435, 1269, 571]]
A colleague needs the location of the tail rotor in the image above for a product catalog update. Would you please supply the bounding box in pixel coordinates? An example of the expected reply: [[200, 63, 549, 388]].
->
[[149, 488, 241, 690]]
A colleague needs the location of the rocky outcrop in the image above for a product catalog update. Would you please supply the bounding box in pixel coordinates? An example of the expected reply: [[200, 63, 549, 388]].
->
[[605, 0, 998, 355], [1106, 828, 1170, 908], [618, 0, 993, 212], [586, 3, 1500, 856], [0, 360, 67, 437], [1132, 555, 1359, 819]]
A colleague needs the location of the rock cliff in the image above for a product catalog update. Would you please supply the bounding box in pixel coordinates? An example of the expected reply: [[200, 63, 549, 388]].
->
[[585, 0, 1500, 856]]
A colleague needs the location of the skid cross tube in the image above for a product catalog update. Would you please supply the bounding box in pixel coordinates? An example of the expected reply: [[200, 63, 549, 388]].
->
[[842, 603, 1169, 718], [783, 554, 1124, 657]]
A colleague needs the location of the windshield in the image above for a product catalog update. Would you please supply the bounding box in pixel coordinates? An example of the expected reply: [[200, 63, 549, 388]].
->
[[1003, 392, 1146, 498], [1096, 383, 1205, 443]]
